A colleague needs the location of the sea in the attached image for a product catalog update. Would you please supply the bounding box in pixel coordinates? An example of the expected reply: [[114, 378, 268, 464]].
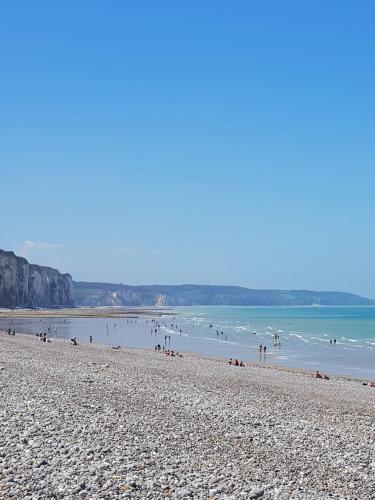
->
[[1, 305, 375, 379]]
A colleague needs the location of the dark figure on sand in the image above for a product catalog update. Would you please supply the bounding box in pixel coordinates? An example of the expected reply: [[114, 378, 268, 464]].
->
[[314, 370, 330, 380]]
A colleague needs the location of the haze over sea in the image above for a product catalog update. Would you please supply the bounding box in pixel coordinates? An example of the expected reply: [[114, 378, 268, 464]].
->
[[2, 305, 375, 379]]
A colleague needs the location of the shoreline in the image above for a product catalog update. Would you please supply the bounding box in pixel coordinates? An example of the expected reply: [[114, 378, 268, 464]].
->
[[2, 304, 375, 380], [1, 328, 373, 385], [0, 332, 374, 498]]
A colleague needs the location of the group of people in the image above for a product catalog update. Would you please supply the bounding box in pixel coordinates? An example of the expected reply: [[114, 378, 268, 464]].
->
[[228, 358, 245, 367], [216, 330, 228, 341], [7, 328, 15, 336], [36, 332, 50, 343], [329, 338, 337, 345], [258, 344, 267, 353], [154, 344, 183, 358], [273, 332, 281, 347]]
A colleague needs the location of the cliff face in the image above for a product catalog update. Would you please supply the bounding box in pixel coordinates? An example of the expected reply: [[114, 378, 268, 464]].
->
[[0, 250, 73, 308]]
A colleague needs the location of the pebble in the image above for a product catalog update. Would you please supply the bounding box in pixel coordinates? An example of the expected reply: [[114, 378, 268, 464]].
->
[[0, 332, 375, 499]]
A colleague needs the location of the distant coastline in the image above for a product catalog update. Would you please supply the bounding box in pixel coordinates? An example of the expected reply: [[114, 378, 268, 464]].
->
[[74, 281, 374, 308], [1, 249, 373, 309]]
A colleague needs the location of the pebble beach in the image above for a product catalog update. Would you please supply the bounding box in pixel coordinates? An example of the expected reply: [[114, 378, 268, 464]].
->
[[0, 333, 374, 499]]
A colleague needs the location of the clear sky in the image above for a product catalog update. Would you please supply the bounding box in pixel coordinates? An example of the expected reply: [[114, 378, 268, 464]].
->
[[1, 1, 374, 297]]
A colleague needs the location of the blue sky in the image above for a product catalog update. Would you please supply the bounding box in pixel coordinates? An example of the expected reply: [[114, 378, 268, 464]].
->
[[1, 1, 374, 297]]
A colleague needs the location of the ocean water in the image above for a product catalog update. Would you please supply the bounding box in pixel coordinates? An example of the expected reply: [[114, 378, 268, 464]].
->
[[1, 305, 375, 379], [174, 305, 375, 378]]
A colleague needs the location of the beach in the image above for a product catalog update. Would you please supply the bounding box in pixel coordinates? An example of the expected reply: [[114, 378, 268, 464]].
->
[[1, 333, 374, 499], [2, 305, 375, 379]]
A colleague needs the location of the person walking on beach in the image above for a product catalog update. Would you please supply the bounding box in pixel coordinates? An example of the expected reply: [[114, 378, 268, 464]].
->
[[89, 335, 93, 344]]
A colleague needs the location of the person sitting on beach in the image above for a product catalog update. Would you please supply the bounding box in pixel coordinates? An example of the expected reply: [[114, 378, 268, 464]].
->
[[240, 361, 245, 367], [70, 337, 78, 346], [313, 370, 329, 380], [234, 359, 239, 366], [228, 358, 233, 365]]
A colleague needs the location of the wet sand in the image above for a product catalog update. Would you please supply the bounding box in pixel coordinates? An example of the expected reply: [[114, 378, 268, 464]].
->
[[0, 306, 171, 319]]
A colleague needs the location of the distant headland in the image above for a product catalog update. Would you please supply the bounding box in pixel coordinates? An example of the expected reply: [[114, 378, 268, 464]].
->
[[73, 281, 374, 307], [1, 249, 373, 308]]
